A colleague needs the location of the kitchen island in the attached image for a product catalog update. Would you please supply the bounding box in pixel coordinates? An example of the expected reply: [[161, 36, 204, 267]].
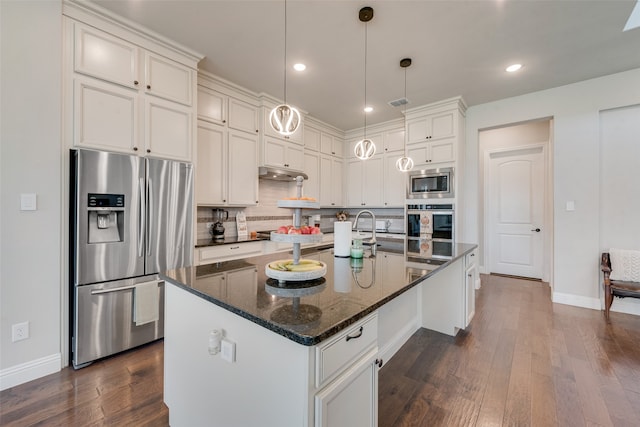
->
[[161, 241, 477, 427]]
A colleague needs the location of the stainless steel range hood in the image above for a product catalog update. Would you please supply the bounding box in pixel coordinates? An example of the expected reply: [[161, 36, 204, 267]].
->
[[258, 166, 308, 181]]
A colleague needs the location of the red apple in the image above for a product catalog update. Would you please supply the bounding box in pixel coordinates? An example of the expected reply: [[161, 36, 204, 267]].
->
[[310, 226, 321, 234], [277, 226, 289, 234], [300, 226, 310, 234], [288, 228, 302, 234]]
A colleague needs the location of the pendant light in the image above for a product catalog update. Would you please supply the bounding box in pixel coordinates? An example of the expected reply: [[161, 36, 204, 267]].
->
[[270, 0, 301, 137], [354, 6, 376, 160], [396, 58, 414, 172]]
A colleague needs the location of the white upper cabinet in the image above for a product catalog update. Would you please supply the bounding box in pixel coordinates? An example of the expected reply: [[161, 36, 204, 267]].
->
[[304, 126, 321, 151], [347, 156, 384, 207], [196, 122, 226, 205], [383, 153, 407, 207], [406, 110, 455, 143], [144, 52, 193, 106], [197, 87, 227, 125], [66, 19, 198, 162], [263, 137, 304, 171], [383, 128, 405, 152], [229, 98, 259, 134], [320, 133, 343, 157], [74, 23, 139, 89], [407, 137, 455, 166], [347, 133, 383, 159]]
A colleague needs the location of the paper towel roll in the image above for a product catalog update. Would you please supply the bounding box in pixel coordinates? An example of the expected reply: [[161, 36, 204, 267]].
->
[[333, 221, 352, 257]]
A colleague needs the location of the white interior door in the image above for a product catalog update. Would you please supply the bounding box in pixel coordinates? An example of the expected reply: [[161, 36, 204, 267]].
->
[[488, 146, 545, 278]]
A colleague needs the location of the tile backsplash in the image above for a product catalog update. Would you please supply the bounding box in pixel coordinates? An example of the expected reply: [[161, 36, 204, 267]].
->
[[196, 179, 405, 240]]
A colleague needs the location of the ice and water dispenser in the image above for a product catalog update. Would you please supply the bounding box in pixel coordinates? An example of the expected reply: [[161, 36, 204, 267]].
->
[[87, 193, 125, 244]]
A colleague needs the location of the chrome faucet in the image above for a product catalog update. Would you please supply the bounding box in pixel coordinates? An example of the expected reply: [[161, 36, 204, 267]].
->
[[353, 210, 377, 255]]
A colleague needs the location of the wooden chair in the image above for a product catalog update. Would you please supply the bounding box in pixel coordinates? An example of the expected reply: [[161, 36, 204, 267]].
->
[[601, 252, 640, 318]]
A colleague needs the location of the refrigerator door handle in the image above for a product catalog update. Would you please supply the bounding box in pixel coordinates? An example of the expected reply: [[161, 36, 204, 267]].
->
[[147, 178, 153, 257], [138, 177, 145, 258], [91, 284, 137, 295]]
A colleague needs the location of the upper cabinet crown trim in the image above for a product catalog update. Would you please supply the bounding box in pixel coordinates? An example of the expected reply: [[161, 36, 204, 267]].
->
[[405, 96, 467, 120], [63, 0, 203, 68]]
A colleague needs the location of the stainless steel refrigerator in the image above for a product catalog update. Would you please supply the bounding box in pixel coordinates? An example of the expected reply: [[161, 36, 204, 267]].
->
[[70, 149, 193, 368]]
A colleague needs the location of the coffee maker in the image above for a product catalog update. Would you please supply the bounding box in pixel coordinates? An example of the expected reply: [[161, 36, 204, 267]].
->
[[211, 208, 228, 239]]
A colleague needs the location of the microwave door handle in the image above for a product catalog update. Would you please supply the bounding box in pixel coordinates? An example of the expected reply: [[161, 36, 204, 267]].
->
[[138, 177, 145, 258]]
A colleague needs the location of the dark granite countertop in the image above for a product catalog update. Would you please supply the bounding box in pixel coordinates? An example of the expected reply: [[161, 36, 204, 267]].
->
[[162, 241, 477, 346]]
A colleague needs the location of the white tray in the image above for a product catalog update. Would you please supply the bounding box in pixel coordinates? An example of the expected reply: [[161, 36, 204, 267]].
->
[[270, 231, 323, 243], [265, 260, 327, 282], [277, 200, 320, 209]]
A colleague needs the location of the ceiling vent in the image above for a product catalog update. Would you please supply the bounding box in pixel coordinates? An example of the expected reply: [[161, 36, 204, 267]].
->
[[388, 97, 409, 107]]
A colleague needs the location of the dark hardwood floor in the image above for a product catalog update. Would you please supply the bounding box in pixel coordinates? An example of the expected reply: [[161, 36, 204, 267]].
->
[[2, 274, 639, 426]]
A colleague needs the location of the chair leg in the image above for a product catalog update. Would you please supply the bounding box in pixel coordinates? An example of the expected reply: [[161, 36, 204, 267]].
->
[[604, 284, 613, 319]]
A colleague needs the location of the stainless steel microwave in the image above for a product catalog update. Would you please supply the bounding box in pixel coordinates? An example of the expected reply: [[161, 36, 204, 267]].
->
[[407, 167, 454, 199]]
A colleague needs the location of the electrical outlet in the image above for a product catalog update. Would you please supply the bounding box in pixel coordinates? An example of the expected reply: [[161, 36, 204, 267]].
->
[[12, 321, 29, 342]]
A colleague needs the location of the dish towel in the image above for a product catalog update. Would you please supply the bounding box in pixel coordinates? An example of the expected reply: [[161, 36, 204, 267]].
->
[[609, 248, 640, 282], [134, 281, 160, 326]]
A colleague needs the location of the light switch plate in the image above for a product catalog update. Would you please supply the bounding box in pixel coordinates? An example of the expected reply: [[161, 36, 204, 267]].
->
[[566, 201, 575, 211], [221, 339, 235, 363], [20, 193, 37, 211]]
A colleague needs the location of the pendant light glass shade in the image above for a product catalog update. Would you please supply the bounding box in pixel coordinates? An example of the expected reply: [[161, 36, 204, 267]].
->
[[270, 0, 300, 137], [396, 57, 414, 172], [270, 104, 300, 136], [355, 138, 376, 160], [354, 7, 376, 160], [396, 155, 414, 172]]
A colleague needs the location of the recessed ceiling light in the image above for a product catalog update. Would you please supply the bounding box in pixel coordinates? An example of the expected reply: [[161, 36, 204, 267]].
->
[[364, 106, 373, 113], [506, 63, 523, 73], [293, 63, 306, 71]]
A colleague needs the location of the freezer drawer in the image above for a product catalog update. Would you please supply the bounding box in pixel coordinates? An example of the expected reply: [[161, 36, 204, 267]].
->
[[72, 276, 164, 368]]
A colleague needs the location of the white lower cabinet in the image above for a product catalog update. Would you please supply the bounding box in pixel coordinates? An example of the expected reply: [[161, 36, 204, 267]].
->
[[314, 313, 379, 427], [315, 348, 378, 427], [196, 241, 263, 265]]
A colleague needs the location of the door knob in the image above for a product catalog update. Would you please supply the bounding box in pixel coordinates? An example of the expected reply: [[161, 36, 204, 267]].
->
[[531, 228, 541, 232]]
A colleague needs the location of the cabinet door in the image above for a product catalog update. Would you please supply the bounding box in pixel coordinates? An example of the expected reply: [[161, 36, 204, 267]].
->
[[304, 126, 321, 151], [228, 98, 259, 134], [315, 350, 377, 427], [332, 158, 344, 207], [73, 77, 138, 153], [406, 117, 428, 144], [197, 87, 227, 125], [362, 156, 384, 207], [465, 265, 476, 327], [145, 52, 193, 106], [383, 153, 406, 207], [430, 111, 455, 140], [145, 97, 193, 161], [407, 144, 429, 167], [196, 122, 226, 205], [348, 133, 383, 159], [287, 144, 304, 170], [430, 138, 455, 164], [332, 136, 344, 158], [304, 151, 320, 201], [74, 23, 138, 89], [320, 155, 335, 207], [228, 130, 258, 206], [383, 128, 405, 152], [320, 133, 334, 155], [264, 138, 287, 168], [346, 158, 364, 207]]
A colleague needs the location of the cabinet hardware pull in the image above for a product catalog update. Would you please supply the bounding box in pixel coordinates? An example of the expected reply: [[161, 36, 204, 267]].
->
[[230, 246, 240, 249], [471, 253, 475, 256], [133, 147, 138, 151], [345, 326, 363, 342], [146, 149, 151, 153], [134, 80, 139, 86], [375, 358, 383, 368], [223, 120, 226, 123], [146, 84, 151, 90], [256, 129, 259, 133]]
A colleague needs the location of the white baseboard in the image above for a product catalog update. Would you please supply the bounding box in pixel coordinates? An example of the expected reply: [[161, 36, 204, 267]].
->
[[0, 353, 61, 391], [552, 292, 640, 316], [378, 316, 419, 363]]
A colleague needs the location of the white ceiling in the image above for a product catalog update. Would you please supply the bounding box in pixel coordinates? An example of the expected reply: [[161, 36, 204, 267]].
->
[[90, 0, 640, 131]]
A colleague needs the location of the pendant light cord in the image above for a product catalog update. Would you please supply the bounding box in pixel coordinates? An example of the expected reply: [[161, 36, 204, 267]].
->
[[403, 65, 407, 155], [283, 0, 288, 105], [363, 22, 368, 140]]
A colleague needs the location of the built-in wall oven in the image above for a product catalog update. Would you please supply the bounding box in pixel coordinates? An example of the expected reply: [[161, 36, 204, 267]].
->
[[406, 203, 454, 259]]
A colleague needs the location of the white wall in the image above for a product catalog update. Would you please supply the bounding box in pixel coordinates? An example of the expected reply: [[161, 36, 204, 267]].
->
[[465, 68, 640, 311], [0, 1, 63, 389]]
